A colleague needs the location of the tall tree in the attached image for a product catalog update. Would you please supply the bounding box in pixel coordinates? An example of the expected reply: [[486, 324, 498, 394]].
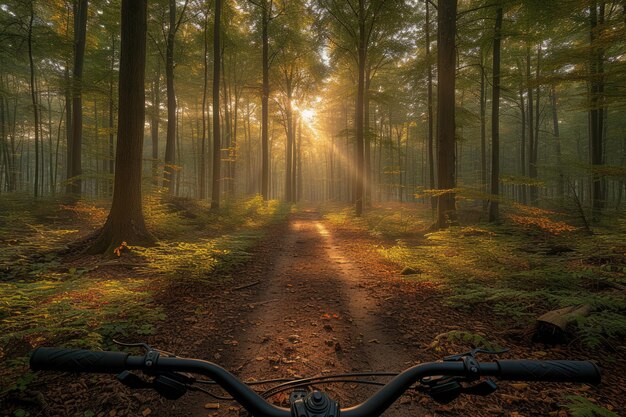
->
[[67, 0, 88, 196], [425, 0, 435, 210], [248, 0, 278, 201], [199, 8, 209, 200], [589, 0, 605, 220], [211, 0, 222, 210], [488, 6, 503, 222], [163, 0, 189, 193], [27, 0, 39, 198], [435, 0, 458, 229], [90, 0, 153, 253]]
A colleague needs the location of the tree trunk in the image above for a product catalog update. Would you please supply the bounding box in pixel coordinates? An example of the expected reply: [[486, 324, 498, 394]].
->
[[0, 82, 9, 192], [211, 0, 222, 210], [285, 92, 293, 202], [551, 84, 564, 202], [151, 62, 161, 188], [261, 1, 270, 200], [364, 71, 372, 207], [526, 45, 536, 207], [64, 65, 72, 193], [488, 7, 503, 222], [47, 86, 54, 193], [109, 34, 116, 195], [69, 0, 88, 196], [354, 0, 366, 216], [480, 50, 487, 209], [518, 77, 527, 204], [89, 0, 153, 254], [531, 44, 541, 205], [221, 50, 233, 197], [425, 0, 435, 211], [435, 0, 458, 228], [27, 2, 40, 198], [589, 0, 605, 221], [163, 0, 184, 194], [297, 117, 302, 202], [199, 11, 209, 199]]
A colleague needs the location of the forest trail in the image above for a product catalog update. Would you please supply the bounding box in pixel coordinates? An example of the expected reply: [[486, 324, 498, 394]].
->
[[152, 210, 423, 416]]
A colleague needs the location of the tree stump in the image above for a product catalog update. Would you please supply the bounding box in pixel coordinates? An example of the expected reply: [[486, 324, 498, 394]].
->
[[533, 304, 591, 344]]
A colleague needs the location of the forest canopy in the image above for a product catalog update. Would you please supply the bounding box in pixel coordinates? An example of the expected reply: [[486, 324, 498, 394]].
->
[[0, 0, 623, 236]]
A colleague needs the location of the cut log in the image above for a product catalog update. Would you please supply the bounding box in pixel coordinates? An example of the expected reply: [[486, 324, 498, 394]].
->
[[533, 304, 591, 344]]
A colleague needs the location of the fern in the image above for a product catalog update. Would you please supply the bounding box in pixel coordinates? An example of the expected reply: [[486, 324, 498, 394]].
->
[[575, 312, 626, 348], [564, 396, 619, 417]]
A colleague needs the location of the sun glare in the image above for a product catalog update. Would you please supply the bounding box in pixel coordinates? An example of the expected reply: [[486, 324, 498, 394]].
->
[[301, 108, 316, 123]]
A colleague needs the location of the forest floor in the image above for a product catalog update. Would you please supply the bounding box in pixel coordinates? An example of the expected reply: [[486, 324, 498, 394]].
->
[[1, 199, 625, 417]]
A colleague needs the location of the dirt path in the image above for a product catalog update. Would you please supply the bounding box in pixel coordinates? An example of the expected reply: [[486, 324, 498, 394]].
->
[[152, 210, 424, 416], [149, 210, 622, 417]]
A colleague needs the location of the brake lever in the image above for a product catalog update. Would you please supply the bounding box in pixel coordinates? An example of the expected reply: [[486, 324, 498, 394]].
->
[[116, 370, 192, 400], [112, 339, 177, 357]]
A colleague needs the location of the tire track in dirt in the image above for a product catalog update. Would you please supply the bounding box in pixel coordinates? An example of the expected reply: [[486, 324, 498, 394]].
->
[[154, 210, 424, 416]]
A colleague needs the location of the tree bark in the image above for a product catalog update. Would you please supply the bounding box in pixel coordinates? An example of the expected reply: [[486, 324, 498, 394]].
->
[[285, 83, 294, 202], [488, 7, 503, 223], [64, 65, 72, 193], [151, 62, 161, 187], [526, 44, 536, 206], [89, 0, 153, 254], [199, 10, 209, 199], [551, 84, 564, 201], [261, 0, 271, 200], [27, 2, 40, 198], [297, 116, 302, 202], [425, 0, 435, 211], [68, 0, 88, 196], [364, 71, 372, 207], [589, 0, 605, 220], [163, 0, 177, 193], [480, 49, 487, 210], [530, 44, 541, 205], [354, 0, 366, 217], [518, 78, 527, 204], [211, 0, 222, 210], [435, 0, 458, 228], [109, 34, 116, 195]]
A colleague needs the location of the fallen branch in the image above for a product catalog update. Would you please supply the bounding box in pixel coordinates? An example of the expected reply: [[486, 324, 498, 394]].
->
[[233, 280, 261, 291], [248, 298, 278, 307]]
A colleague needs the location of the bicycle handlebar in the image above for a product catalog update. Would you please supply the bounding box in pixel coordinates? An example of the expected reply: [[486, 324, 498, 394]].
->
[[30, 347, 601, 417]]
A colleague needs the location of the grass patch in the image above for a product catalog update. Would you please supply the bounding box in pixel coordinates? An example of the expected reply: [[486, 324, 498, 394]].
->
[[0, 194, 289, 400], [324, 202, 626, 349]]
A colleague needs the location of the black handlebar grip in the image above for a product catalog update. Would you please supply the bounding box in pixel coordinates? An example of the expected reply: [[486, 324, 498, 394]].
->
[[496, 360, 601, 385], [30, 347, 131, 374]]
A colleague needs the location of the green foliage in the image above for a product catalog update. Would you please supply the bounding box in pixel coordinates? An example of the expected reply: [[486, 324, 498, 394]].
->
[[321, 204, 430, 238], [335, 204, 626, 349], [0, 196, 289, 399], [575, 312, 626, 349], [564, 396, 620, 417], [138, 196, 288, 280]]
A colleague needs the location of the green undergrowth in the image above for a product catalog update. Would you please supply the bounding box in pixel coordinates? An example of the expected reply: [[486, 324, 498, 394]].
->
[[0, 194, 289, 401], [321, 202, 431, 238], [564, 396, 620, 417], [324, 203, 626, 349]]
